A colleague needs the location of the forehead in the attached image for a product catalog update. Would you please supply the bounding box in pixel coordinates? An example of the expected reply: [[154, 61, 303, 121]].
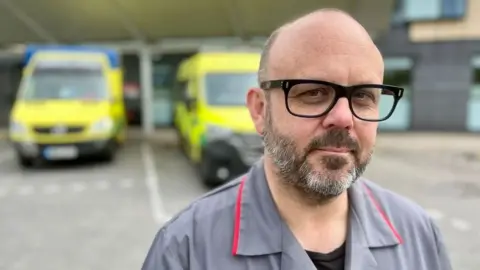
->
[[268, 19, 384, 85], [293, 53, 383, 85]]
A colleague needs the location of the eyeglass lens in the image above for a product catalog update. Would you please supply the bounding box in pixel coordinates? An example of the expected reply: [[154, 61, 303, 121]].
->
[[286, 83, 396, 120]]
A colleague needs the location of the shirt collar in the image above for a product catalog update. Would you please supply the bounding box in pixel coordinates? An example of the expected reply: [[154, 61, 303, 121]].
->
[[232, 159, 403, 256], [232, 160, 283, 255]]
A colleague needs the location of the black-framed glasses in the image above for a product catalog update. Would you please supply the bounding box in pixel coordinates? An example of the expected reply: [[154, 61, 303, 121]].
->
[[260, 79, 404, 122]]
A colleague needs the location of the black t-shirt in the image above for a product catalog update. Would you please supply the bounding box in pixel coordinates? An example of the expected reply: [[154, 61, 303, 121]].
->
[[305, 242, 346, 270]]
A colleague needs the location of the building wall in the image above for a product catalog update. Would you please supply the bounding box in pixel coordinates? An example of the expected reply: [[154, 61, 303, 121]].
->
[[123, 54, 140, 83], [151, 53, 194, 127], [0, 62, 22, 127], [122, 53, 193, 127], [409, 0, 478, 42], [411, 41, 474, 131], [376, 0, 480, 131], [468, 57, 480, 131], [376, 26, 479, 131]]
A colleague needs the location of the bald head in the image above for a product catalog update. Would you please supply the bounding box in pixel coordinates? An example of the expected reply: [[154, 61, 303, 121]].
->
[[249, 9, 387, 203], [258, 8, 383, 84]]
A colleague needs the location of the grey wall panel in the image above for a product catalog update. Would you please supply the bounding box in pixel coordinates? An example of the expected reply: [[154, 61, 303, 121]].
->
[[122, 54, 140, 84], [412, 47, 472, 130], [410, 44, 472, 131], [411, 90, 469, 131], [0, 67, 12, 127], [375, 25, 480, 131], [0, 64, 21, 127]]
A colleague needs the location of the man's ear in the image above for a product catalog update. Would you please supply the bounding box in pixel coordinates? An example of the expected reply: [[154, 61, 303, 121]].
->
[[246, 88, 266, 135]]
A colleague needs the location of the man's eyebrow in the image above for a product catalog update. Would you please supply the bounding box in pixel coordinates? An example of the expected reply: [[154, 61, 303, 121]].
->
[[350, 75, 384, 85], [285, 74, 381, 85], [352, 81, 382, 85]]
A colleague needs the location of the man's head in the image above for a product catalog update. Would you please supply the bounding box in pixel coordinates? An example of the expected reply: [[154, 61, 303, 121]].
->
[[247, 9, 388, 202]]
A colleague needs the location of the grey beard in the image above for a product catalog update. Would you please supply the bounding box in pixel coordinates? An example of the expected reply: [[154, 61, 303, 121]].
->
[[262, 113, 371, 204]]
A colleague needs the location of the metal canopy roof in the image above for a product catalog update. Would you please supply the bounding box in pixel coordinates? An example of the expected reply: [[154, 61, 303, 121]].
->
[[0, 0, 395, 53]]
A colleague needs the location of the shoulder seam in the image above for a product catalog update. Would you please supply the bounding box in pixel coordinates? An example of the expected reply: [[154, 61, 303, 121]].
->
[[160, 180, 242, 228]]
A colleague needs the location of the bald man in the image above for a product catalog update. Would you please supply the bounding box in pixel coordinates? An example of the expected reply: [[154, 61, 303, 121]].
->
[[142, 9, 452, 270]]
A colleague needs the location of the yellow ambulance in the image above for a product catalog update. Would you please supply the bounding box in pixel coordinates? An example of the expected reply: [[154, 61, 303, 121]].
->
[[173, 50, 264, 186], [9, 45, 127, 168]]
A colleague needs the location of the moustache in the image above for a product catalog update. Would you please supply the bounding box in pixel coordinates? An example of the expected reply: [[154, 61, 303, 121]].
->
[[305, 129, 360, 154]]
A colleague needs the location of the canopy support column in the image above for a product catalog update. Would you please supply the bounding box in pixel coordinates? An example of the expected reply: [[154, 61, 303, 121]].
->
[[139, 46, 154, 135]]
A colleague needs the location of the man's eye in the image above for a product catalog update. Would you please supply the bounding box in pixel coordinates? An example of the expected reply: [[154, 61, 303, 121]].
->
[[301, 88, 329, 97], [304, 90, 322, 96], [352, 90, 377, 105], [353, 92, 367, 99]]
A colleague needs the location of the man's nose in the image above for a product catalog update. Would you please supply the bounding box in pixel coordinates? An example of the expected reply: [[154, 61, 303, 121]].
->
[[321, 98, 354, 130]]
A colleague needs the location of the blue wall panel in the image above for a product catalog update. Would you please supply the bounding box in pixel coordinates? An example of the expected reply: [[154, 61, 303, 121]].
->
[[467, 86, 480, 131], [378, 58, 413, 131]]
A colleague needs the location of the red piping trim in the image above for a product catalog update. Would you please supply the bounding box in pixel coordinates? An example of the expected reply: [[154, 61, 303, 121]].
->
[[363, 183, 404, 244], [232, 176, 247, 255]]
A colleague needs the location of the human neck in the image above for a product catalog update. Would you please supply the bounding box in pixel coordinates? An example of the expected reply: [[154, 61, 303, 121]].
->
[[263, 157, 350, 253]]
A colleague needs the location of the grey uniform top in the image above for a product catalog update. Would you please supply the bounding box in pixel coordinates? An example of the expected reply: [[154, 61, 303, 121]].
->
[[142, 160, 453, 270]]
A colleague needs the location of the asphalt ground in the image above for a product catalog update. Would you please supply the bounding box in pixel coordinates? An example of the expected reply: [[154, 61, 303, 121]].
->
[[0, 140, 159, 270], [0, 131, 478, 270], [365, 146, 480, 270]]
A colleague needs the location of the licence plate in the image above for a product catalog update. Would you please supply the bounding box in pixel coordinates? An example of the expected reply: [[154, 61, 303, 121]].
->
[[44, 146, 78, 160]]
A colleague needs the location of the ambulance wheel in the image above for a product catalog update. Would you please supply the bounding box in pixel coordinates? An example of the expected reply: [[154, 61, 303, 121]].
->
[[199, 157, 218, 187], [99, 142, 117, 162], [17, 155, 34, 169]]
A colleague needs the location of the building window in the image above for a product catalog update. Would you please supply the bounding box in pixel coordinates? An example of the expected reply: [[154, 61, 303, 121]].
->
[[397, 0, 466, 22], [466, 56, 480, 131], [379, 57, 413, 131], [404, 0, 441, 21], [153, 64, 172, 89], [391, 0, 406, 25], [441, 0, 467, 18]]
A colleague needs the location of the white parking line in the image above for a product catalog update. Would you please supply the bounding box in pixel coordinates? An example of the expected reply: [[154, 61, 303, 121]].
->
[[72, 182, 86, 193], [451, 218, 472, 232], [43, 184, 61, 194], [141, 142, 170, 225], [0, 178, 139, 198], [425, 208, 445, 221], [94, 180, 110, 190], [17, 185, 34, 196], [425, 208, 477, 234], [119, 178, 134, 189]]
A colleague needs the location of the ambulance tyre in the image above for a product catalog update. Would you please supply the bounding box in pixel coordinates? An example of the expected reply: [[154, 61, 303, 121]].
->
[[99, 142, 117, 163], [199, 157, 217, 187], [17, 155, 34, 169], [176, 128, 185, 155], [101, 151, 115, 162], [176, 129, 189, 157]]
